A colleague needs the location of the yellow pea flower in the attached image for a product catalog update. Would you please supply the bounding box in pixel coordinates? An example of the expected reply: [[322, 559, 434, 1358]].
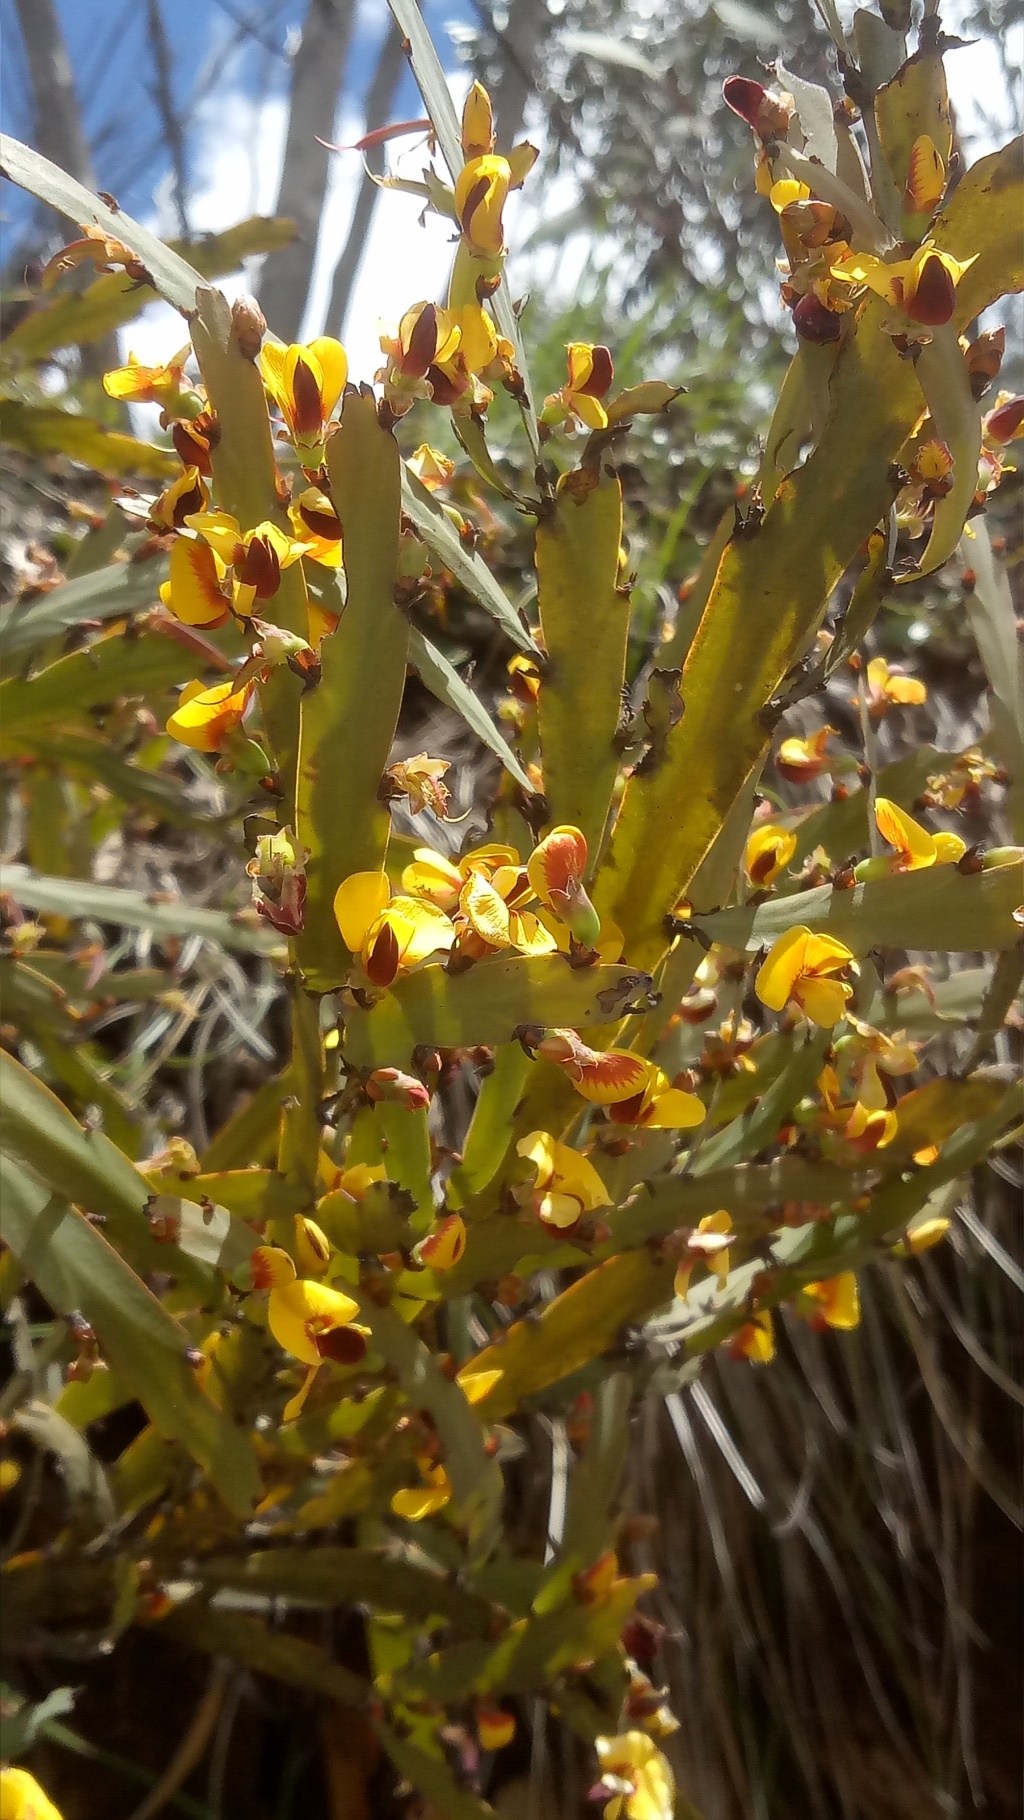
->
[[674, 1210, 733, 1297], [102, 344, 192, 408], [289, 487, 343, 569], [755, 926, 855, 1028], [412, 1213, 467, 1271], [455, 153, 513, 256], [456, 865, 557, 959], [542, 342, 616, 431], [318, 1153, 388, 1197], [744, 822, 797, 887], [159, 534, 231, 628], [604, 1059, 706, 1131], [476, 1704, 516, 1752], [775, 726, 835, 782], [165, 677, 253, 753], [517, 1129, 611, 1230], [796, 1271, 860, 1330], [391, 1457, 451, 1521], [258, 335, 348, 453], [0, 1768, 65, 1820], [252, 1244, 367, 1420], [865, 657, 927, 717], [729, 1310, 776, 1364], [251, 1246, 361, 1364], [904, 134, 946, 219], [333, 870, 455, 986], [185, 510, 310, 617], [378, 302, 467, 413], [830, 245, 976, 327], [873, 798, 966, 872], [149, 465, 209, 532], [407, 444, 456, 490], [594, 1731, 675, 1820]]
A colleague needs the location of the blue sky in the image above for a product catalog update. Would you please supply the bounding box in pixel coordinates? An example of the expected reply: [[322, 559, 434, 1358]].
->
[[2, 0, 470, 234]]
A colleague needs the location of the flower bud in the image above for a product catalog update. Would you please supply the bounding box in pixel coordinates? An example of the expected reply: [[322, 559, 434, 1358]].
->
[[984, 393, 1024, 446], [964, 327, 1005, 399], [231, 295, 267, 361], [365, 1067, 431, 1110], [792, 293, 842, 344]]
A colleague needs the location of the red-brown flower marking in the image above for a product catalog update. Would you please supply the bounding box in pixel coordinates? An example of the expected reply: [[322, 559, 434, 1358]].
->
[[527, 826, 601, 947], [534, 1029, 649, 1104]]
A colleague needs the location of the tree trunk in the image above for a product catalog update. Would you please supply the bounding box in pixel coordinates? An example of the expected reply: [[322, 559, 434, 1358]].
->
[[12, 0, 121, 376], [257, 0, 356, 344], [322, 20, 405, 339]]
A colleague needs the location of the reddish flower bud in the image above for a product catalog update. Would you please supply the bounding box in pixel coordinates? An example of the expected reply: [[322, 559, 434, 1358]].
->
[[239, 531, 281, 600], [792, 293, 843, 344], [366, 1067, 431, 1110], [985, 394, 1024, 445], [723, 76, 766, 127]]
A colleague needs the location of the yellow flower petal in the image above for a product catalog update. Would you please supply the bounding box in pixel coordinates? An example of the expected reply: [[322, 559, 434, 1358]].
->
[[306, 336, 348, 415], [460, 871, 512, 946], [334, 871, 391, 950], [797, 974, 852, 1028], [875, 798, 936, 870], [0, 1767, 65, 1820]]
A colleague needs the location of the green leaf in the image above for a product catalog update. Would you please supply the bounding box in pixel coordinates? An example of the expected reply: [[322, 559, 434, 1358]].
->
[[0, 866, 279, 957], [0, 624, 212, 735], [165, 1603, 366, 1707], [402, 467, 539, 656], [693, 859, 1023, 954], [376, 1722, 496, 1820], [11, 730, 225, 829], [348, 1291, 504, 1562], [342, 957, 654, 1068], [0, 398, 178, 478], [690, 1031, 830, 1174], [463, 1249, 674, 1420], [536, 468, 629, 854], [12, 1400, 115, 1532], [961, 520, 1024, 840], [294, 390, 405, 987], [909, 325, 981, 579], [0, 554, 167, 657], [196, 1546, 495, 1632], [0, 1049, 208, 1293], [0, 1160, 261, 1517], [0, 133, 208, 313], [3, 216, 296, 362], [452, 1043, 532, 1200], [408, 627, 536, 792]]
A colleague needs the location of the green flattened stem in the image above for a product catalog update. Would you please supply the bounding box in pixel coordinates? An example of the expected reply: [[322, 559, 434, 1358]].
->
[[594, 136, 1023, 971], [536, 467, 628, 857], [293, 388, 405, 988], [189, 287, 307, 805]]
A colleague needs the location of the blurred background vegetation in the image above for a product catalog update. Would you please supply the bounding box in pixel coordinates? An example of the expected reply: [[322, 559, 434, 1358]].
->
[[1, 2, 1021, 1816]]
